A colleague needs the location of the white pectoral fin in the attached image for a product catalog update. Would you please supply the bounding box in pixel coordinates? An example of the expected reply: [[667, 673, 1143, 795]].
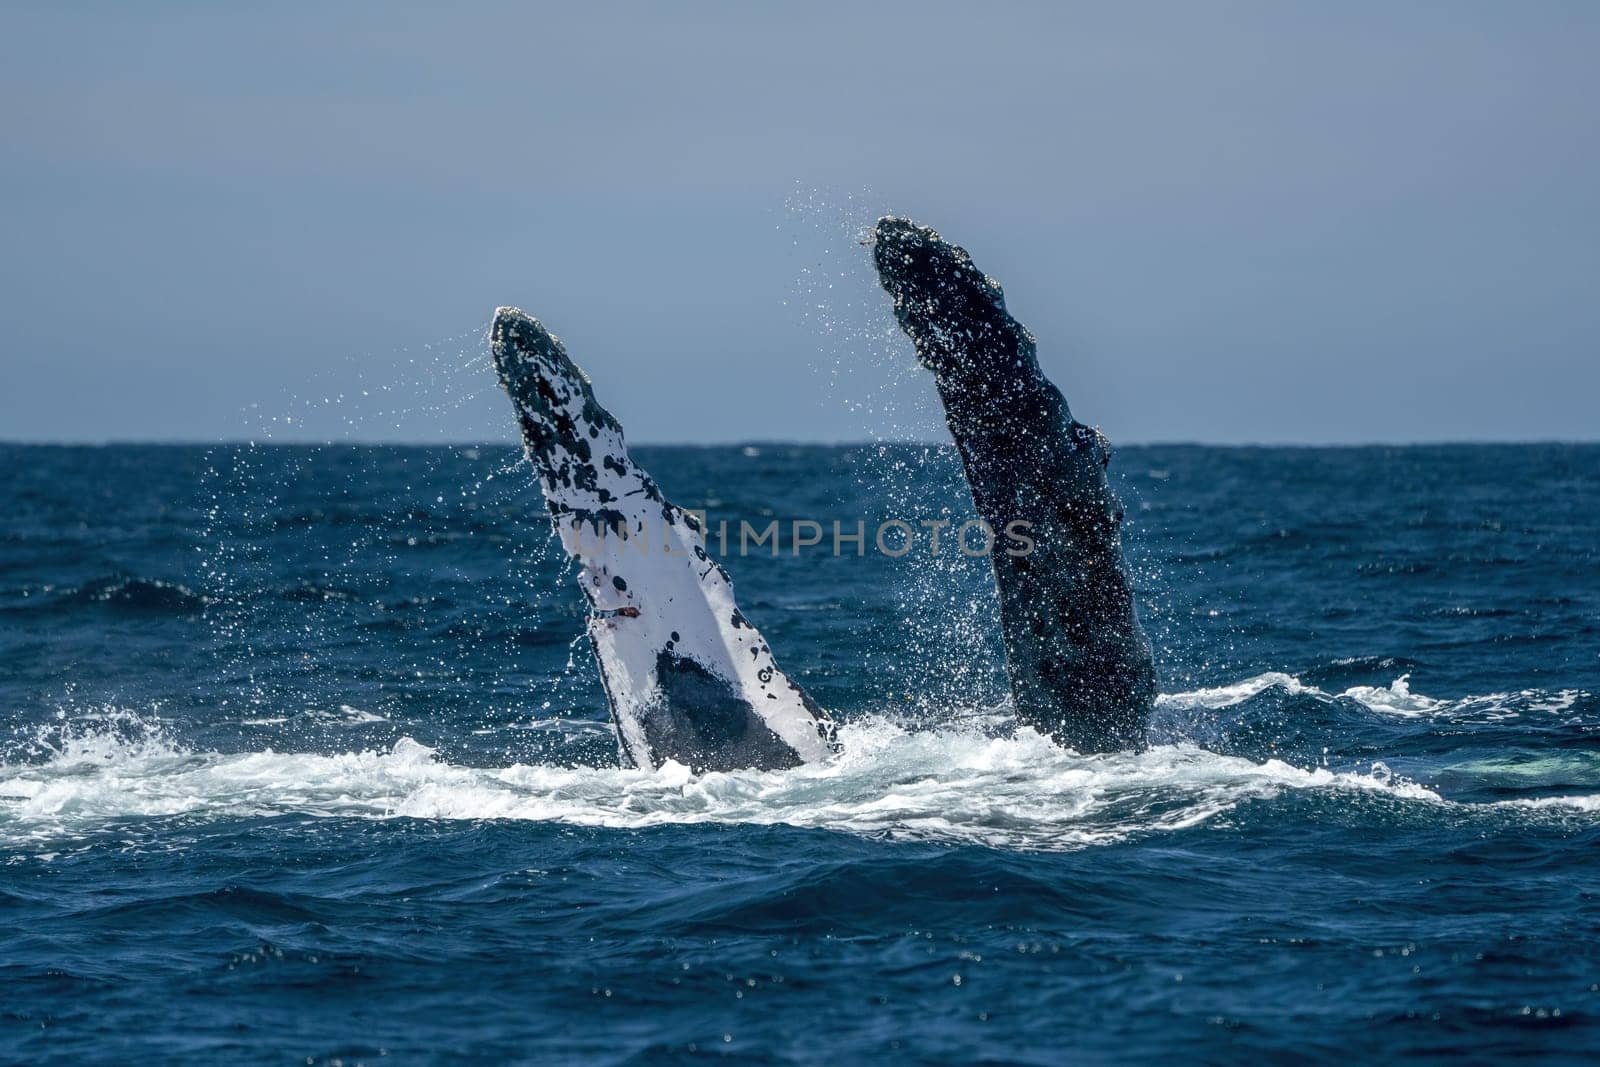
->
[[493, 306, 833, 771]]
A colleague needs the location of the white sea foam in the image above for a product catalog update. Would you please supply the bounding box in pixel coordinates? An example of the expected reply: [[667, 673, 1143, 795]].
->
[[1157, 671, 1312, 709], [1161, 672, 1589, 722], [1499, 793, 1600, 813], [2, 691, 1593, 853]]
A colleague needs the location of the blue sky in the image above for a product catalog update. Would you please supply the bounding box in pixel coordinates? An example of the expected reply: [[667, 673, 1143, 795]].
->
[[2, 2, 1597, 444]]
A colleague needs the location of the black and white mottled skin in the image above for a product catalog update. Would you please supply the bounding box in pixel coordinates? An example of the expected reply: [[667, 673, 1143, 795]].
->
[[872, 217, 1156, 752], [490, 308, 836, 772]]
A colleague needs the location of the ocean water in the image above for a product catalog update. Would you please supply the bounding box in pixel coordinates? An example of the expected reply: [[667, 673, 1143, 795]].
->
[[2, 441, 1597, 1063]]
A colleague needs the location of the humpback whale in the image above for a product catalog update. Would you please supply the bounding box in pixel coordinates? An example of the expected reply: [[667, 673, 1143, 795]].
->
[[871, 217, 1156, 752], [491, 308, 837, 772]]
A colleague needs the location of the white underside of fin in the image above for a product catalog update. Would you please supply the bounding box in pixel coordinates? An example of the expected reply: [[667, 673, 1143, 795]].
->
[[494, 313, 833, 768]]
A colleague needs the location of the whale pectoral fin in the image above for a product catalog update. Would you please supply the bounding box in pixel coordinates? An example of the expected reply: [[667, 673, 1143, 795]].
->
[[491, 306, 836, 772], [871, 217, 1156, 754]]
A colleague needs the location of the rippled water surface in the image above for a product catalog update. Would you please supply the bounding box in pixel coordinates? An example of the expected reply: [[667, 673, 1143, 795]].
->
[[2, 443, 1597, 1063]]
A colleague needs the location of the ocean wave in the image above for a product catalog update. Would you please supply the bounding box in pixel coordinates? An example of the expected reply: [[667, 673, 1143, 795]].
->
[[9, 576, 211, 615], [2, 706, 1593, 854], [1159, 672, 1589, 722], [237, 705, 389, 727]]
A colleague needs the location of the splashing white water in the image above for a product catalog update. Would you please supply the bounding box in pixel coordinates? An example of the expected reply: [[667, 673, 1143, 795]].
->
[[2, 686, 1594, 853]]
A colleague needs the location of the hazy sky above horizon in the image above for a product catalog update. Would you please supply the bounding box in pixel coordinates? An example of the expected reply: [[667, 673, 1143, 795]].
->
[[2, 2, 1597, 444]]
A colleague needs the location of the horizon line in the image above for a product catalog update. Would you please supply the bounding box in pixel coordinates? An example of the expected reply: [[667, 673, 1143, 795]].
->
[[3, 437, 1598, 450]]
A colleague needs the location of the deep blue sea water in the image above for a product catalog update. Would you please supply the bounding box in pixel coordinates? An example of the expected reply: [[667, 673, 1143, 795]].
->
[[2, 442, 1597, 1063]]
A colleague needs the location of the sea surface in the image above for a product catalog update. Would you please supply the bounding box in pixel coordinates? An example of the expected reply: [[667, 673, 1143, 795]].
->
[[2, 441, 1597, 1063]]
